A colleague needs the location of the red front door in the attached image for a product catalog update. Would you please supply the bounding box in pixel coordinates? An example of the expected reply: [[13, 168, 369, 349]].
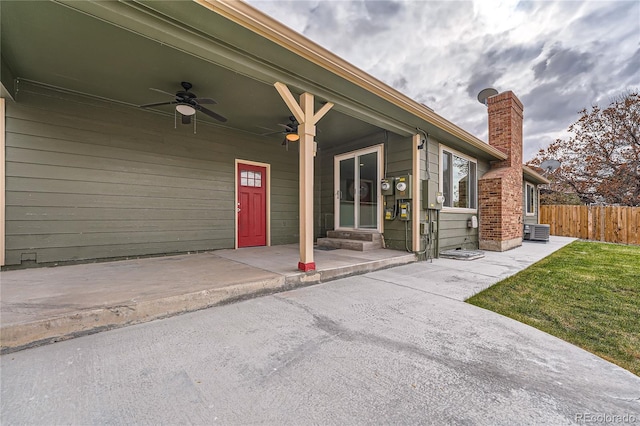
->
[[237, 163, 267, 248]]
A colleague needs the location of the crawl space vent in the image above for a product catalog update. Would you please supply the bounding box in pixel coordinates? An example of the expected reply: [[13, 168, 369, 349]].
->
[[439, 249, 485, 261]]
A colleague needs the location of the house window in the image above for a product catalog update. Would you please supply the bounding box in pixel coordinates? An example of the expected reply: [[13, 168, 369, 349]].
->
[[240, 170, 262, 187], [441, 148, 477, 210], [526, 182, 536, 215]]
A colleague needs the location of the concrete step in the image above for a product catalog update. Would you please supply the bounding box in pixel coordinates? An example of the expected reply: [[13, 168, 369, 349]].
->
[[316, 237, 382, 251], [326, 230, 382, 242]]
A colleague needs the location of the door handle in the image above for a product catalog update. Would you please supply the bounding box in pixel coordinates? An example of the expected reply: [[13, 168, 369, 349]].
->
[[237, 208, 241, 213], [336, 190, 342, 200]]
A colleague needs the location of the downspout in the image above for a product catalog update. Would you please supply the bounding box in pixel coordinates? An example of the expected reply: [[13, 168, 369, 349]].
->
[[416, 128, 430, 179], [416, 127, 440, 258], [416, 128, 433, 258], [384, 130, 389, 179]]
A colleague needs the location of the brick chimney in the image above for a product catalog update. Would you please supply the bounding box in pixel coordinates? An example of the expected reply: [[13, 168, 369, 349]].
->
[[478, 91, 524, 251]]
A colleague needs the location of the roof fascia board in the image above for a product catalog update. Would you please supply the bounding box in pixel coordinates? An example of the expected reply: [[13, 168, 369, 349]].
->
[[523, 165, 550, 185], [198, 0, 506, 161]]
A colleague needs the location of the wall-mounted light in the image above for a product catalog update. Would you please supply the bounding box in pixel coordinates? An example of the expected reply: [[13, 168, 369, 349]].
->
[[176, 103, 196, 116]]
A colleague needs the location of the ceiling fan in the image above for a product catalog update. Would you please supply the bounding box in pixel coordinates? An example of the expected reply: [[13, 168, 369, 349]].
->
[[261, 116, 300, 145], [279, 116, 300, 144], [139, 81, 227, 124]]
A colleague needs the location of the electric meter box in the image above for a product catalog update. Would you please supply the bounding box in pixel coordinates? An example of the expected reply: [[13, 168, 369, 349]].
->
[[422, 179, 443, 210], [380, 178, 394, 196], [394, 175, 412, 199]]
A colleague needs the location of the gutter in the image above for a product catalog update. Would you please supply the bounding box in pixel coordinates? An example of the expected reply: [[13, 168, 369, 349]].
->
[[523, 165, 550, 185]]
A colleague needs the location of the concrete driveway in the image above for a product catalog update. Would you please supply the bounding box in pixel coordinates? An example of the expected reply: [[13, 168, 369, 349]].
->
[[1, 237, 638, 425]]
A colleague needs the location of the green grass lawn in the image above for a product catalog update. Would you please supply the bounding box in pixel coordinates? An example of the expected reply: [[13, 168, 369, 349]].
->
[[467, 241, 640, 376]]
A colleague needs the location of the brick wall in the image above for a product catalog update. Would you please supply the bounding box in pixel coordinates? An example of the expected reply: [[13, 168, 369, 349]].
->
[[479, 91, 524, 251], [487, 92, 523, 169]]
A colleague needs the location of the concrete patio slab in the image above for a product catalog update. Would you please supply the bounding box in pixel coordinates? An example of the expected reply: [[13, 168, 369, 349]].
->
[[371, 236, 577, 301], [0, 245, 415, 353], [0, 237, 575, 354]]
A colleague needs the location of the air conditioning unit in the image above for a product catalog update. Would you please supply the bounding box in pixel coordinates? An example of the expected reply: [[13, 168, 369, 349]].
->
[[523, 224, 550, 242]]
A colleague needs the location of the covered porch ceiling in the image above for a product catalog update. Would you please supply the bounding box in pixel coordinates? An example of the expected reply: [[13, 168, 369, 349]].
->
[[1, 0, 506, 160], [0, 0, 392, 149]]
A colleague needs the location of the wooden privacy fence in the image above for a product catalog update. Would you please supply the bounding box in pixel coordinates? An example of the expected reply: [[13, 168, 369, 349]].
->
[[540, 205, 640, 245]]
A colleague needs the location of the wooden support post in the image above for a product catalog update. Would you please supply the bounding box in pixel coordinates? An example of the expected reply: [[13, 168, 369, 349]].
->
[[0, 98, 5, 266], [298, 93, 316, 271], [274, 83, 333, 271], [412, 133, 420, 252]]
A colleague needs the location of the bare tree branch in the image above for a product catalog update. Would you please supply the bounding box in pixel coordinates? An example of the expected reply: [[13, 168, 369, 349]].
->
[[528, 91, 640, 206]]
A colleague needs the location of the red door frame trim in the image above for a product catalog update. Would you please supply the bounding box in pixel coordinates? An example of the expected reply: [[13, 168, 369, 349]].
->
[[235, 159, 271, 249]]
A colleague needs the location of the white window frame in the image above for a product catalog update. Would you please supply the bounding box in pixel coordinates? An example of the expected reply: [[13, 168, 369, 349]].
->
[[439, 145, 478, 213], [525, 182, 536, 216], [334, 144, 383, 232]]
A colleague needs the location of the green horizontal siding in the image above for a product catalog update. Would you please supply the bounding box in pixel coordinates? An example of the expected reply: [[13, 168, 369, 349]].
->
[[318, 149, 334, 238], [5, 206, 225, 221], [28, 241, 223, 266], [4, 85, 299, 266], [378, 133, 413, 251], [438, 212, 479, 251]]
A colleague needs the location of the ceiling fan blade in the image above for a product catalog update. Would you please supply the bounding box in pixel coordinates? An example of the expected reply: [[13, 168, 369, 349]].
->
[[149, 87, 177, 97], [256, 126, 281, 136], [181, 114, 192, 125], [195, 98, 217, 105], [196, 105, 227, 122], [277, 123, 294, 131], [139, 101, 176, 108]]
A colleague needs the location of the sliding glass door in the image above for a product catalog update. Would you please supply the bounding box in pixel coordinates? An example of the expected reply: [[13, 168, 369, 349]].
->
[[334, 146, 381, 231]]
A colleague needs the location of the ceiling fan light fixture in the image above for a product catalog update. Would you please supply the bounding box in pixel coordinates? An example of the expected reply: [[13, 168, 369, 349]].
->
[[285, 132, 300, 142], [176, 103, 196, 116]]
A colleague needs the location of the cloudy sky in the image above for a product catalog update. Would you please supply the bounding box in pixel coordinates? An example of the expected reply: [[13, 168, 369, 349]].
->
[[246, 0, 639, 161]]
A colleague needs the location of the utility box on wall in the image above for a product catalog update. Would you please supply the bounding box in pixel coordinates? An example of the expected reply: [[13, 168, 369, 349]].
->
[[394, 175, 412, 199], [381, 178, 394, 196], [398, 201, 411, 220], [422, 180, 443, 210]]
